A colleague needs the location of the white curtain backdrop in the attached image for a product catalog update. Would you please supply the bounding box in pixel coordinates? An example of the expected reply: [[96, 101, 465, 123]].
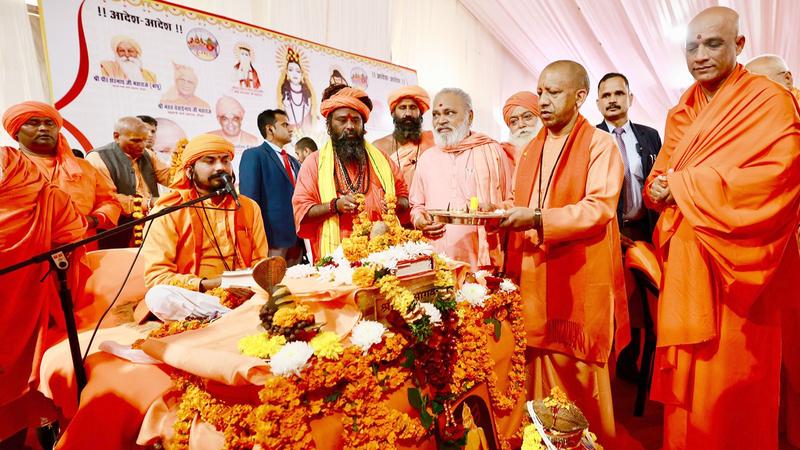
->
[[0, 0, 49, 146], [461, 0, 800, 130], [4, 0, 798, 144]]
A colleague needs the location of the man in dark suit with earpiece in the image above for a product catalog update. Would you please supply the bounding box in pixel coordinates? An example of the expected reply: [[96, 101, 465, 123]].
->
[[596, 72, 662, 383]]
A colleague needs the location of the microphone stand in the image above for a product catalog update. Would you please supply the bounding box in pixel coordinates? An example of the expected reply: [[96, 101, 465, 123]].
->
[[0, 186, 237, 400]]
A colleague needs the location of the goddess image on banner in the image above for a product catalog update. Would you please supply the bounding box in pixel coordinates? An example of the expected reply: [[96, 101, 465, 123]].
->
[[276, 44, 316, 131]]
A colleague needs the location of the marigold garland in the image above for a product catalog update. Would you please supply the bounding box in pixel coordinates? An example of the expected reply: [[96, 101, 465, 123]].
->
[[131, 196, 145, 246], [271, 304, 313, 328]]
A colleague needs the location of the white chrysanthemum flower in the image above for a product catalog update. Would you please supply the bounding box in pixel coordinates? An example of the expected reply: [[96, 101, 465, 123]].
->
[[500, 278, 518, 292], [457, 282, 489, 307], [269, 341, 314, 377], [285, 264, 318, 279], [332, 264, 354, 286], [364, 251, 399, 270], [317, 265, 335, 282], [473, 270, 491, 284], [421, 302, 442, 324], [350, 320, 386, 352], [331, 245, 346, 264]]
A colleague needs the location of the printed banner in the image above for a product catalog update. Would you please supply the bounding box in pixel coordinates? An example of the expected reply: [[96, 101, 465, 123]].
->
[[39, 0, 418, 175]]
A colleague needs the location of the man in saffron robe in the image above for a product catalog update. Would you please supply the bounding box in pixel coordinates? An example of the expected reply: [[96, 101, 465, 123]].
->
[[292, 85, 409, 261], [498, 60, 627, 442], [645, 7, 800, 450], [410, 88, 514, 270], [3, 101, 121, 335], [746, 52, 800, 449], [372, 85, 435, 187], [0, 147, 85, 445], [141, 134, 268, 320], [501, 91, 542, 164], [746, 54, 800, 102], [2, 102, 121, 239]]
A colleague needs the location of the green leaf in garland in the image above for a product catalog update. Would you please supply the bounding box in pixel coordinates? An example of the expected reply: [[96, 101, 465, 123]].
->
[[410, 314, 433, 342], [431, 400, 444, 415], [401, 348, 416, 368], [484, 317, 501, 341], [408, 387, 424, 412], [323, 390, 342, 403]]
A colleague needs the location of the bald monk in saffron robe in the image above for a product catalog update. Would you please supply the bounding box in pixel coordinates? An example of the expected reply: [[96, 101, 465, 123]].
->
[[0, 147, 85, 445], [746, 53, 800, 449], [293, 85, 409, 261], [645, 8, 800, 450], [372, 85, 435, 187], [498, 61, 628, 442], [410, 88, 514, 270], [141, 134, 268, 320], [501, 91, 542, 165]]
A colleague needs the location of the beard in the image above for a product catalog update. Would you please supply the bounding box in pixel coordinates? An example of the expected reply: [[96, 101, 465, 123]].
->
[[117, 56, 145, 82], [328, 121, 367, 165], [433, 117, 470, 148], [508, 122, 542, 148], [192, 170, 234, 194], [392, 115, 423, 144]]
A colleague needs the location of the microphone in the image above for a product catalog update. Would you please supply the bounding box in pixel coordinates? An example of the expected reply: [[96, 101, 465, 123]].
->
[[218, 173, 241, 207]]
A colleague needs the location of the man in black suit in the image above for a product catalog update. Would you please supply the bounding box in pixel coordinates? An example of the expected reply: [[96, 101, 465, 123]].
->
[[596, 72, 662, 382]]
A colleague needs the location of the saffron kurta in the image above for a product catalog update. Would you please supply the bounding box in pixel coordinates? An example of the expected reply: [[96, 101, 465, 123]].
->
[[507, 116, 626, 441], [142, 190, 268, 290], [292, 149, 408, 261], [0, 147, 86, 440], [645, 64, 800, 450], [409, 132, 513, 270]]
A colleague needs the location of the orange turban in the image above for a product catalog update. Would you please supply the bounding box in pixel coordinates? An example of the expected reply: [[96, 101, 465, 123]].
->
[[502, 91, 540, 126], [320, 87, 371, 122], [388, 85, 430, 114], [2, 101, 82, 180], [170, 134, 235, 189]]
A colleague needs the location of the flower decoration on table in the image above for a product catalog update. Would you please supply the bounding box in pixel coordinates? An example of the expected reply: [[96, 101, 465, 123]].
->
[[131, 195, 145, 246], [164, 192, 530, 450]]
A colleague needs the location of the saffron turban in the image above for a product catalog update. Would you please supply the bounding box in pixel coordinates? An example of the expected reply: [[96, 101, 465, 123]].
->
[[170, 134, 234, 189], [502, 91, 540, 126], [2, 101, 82, 180], [111, 35, 142, 54], [388, 85, 431, 114], [320, 87, 371, 122]]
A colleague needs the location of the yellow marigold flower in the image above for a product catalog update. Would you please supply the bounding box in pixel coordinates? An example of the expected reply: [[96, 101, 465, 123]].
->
[[238, 333, 286, 359], [309, 331, 344, 360], [521, 424, 545, 450], [352, 266, 376, 287], [272, 305, 313, 328]]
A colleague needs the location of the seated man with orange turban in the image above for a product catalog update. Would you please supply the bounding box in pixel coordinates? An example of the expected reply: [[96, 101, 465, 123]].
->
[[372, 85, 435, 187], [292, 85, 409, 261], [0, 147, 85, 446], [141, 134, 268, 320], [501, 91, 541, 164]]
